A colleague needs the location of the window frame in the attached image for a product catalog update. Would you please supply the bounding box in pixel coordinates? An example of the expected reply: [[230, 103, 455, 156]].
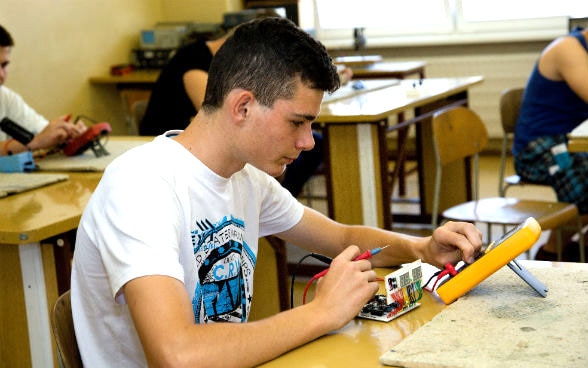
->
[[300, 0, 582, 49]]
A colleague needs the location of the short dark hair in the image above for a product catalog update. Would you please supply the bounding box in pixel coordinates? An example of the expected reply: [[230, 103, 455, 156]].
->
[[202, 17, 340, 112], [0, 25, 14, 47]]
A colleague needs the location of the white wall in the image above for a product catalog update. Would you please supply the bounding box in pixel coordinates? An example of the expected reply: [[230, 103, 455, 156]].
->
[[2, 1, 549, 138], [1, 0, 240, 134], [331, 40, 548, 140]]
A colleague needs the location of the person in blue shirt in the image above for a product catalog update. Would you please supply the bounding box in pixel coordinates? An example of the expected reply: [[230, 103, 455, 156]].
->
[[513, 27, 588, 261]]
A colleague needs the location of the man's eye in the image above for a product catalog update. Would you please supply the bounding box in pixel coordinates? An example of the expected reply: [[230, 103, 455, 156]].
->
[[292, 120, 305, 127]]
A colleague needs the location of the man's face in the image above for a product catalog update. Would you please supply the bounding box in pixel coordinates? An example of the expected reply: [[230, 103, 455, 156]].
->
[[244, 81, 324, 177], [0, 46, 11, 86]]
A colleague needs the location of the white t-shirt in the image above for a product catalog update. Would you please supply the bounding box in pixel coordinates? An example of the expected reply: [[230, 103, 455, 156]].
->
[[0, 85, 48, 141], [71, 132, 304, 367]]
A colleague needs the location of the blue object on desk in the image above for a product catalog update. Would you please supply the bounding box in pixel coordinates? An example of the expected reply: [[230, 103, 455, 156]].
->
[[0, 151, 36, 172]]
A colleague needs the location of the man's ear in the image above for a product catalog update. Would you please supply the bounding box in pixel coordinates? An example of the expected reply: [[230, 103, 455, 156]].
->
[[227, 89, 254, 122]]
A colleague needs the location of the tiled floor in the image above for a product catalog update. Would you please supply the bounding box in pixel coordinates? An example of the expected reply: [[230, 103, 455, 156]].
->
[[288, 155, 557, 267]]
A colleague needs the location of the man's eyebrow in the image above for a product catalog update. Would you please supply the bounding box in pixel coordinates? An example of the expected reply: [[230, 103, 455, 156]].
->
[[293, 113, 317, 122]]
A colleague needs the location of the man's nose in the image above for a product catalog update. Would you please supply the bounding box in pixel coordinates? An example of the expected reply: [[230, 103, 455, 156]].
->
[[297, 128, 316, 151]]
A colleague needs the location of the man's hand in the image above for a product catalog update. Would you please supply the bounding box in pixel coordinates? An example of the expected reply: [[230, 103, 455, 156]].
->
[[425, 221, 483, 268], [28, 114, 87, 150], [309, 245, 379, 330]]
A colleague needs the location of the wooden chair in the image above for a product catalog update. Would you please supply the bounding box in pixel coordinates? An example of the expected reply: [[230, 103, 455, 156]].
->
[[498, 87, 553, 196], [248, 235, 292, 321], [52, 290, 83, 368], [430, 106, 584, 262], [120, 89, 151, 135]]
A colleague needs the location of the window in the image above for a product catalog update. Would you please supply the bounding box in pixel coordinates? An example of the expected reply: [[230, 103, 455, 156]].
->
[[299, 0, 588, 48]]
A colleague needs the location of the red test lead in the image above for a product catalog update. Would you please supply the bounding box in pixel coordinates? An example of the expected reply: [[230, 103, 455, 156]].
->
[[354, 244, 390, 261]]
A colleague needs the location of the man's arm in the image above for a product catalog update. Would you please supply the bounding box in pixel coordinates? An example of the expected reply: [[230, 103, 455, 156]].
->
[[124, 245, 378, 368], [549, 35, 588, 103], [183, 69, 209, 111], [278, 207, 483, 269]]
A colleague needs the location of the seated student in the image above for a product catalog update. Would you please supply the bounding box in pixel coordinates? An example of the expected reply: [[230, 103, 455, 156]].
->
[[139, 17, 351, 197], [0, 25, 85, 156], [513, 26, 588, 261], [71, 17, 482, 367]]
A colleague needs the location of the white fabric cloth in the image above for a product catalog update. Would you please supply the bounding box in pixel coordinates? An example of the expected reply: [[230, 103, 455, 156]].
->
[[0, 85, 48, 141], [71, 132, 304, 367]]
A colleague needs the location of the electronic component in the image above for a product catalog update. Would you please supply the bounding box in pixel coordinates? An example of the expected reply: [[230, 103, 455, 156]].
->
[[358, 260, 423, 322], [63, 121, 111, 157]]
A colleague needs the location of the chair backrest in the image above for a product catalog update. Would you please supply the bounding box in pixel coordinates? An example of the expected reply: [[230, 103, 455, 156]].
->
[[499, 87, 524, 135], [132, 99, 149, 131], [52, 290, 83, 368], [430, 106, 489, 227], [120, 89, 152, 135], [432, 106, 488, 165], [498, 87, 524, 196]]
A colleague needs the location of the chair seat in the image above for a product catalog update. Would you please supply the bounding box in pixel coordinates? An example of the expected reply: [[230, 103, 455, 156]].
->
[[442, 197, 579, 230], [505, 174, 549, 187]]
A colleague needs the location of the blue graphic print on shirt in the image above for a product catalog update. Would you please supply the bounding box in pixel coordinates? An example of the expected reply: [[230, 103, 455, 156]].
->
[[191, 215, 256, 323]]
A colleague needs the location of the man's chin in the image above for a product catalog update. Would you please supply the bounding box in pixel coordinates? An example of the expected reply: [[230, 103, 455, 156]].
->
[[251, 162, 286, 178]]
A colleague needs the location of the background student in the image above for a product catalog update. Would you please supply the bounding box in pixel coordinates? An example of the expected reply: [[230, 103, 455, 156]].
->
[[0, 24, 85, 156], [513, 26, 588, 261]]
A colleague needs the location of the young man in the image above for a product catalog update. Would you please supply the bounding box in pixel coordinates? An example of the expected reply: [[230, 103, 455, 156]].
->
[[71, 17, 482, 367], [513, 26, 588, 260], [0, 24, 85, 156], [139, 14, 350, 197]]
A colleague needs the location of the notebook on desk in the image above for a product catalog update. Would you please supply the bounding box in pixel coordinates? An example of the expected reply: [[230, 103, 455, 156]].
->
[[0, 172, 69, 198]]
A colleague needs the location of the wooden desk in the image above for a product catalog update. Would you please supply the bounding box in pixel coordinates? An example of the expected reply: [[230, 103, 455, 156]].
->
[[0, 172, 101, 368], [351, 60, 426, 80], [0, 136, 150, 367], [318, 76, 484, 228], [87, 61, 426, 87], [259, 261, 587, 367], [568, 136, 588, 152], [89, 69, 159, 88]]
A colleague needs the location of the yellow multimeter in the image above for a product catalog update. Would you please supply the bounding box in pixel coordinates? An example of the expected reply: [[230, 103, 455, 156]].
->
[[436, 217, 544, 305]]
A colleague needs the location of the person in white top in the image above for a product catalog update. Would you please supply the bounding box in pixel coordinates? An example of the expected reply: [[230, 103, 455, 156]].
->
[[71, 17, 483, 368], [0, 24, 85, 156]]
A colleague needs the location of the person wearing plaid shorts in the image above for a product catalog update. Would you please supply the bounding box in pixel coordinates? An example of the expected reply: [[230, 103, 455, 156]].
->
[[513, 27, 588, 261]]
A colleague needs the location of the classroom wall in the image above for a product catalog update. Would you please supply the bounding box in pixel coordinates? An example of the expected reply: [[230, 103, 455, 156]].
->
[[2, 1, 547, 139], [1, 0, 238, 134], [161, 0, 242, 22], [331, 40, 549, 140], [1, 0, 162, 133]]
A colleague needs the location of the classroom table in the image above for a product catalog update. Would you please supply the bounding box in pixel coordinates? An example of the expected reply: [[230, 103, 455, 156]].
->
[[0, 136, 150, 367], [0, 172, 102, 368], [351, 60, 426, 80], [88, 61, 426, 88], [258, 261, 587, 368], [317, 76, 484, 229], [568, 137, 588, 152], [568, 118, 588, 152]]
